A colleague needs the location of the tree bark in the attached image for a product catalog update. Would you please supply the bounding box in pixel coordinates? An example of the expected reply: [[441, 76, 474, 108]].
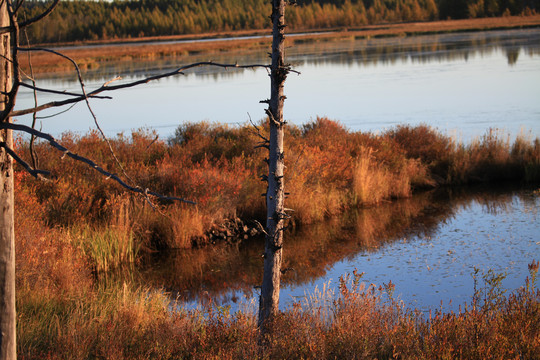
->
[[0, 1, 15, 359], [258, 0, 288, 333]]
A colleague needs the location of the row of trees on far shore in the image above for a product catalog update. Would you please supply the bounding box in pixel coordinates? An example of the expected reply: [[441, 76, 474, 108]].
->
[[20, 0, 539, 44]]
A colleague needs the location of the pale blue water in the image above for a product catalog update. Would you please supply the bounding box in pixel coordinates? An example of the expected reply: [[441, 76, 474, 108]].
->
[[14, 28, 540, 142], [283, 193, 539, 313]]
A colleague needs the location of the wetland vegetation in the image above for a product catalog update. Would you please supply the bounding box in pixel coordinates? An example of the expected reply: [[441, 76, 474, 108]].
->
[[11, 2, 540, 357], [15, 119, 540, 357]]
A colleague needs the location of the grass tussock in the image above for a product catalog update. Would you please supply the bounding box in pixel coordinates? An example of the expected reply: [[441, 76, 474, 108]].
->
[[15, 119, 540, 260]]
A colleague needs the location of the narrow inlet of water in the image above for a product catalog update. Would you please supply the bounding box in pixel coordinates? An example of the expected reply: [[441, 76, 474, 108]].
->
[[105, 184, 539, 314]]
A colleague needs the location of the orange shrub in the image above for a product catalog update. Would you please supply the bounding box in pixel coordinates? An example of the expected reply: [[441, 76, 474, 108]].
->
[[13, 120, 540, 253]]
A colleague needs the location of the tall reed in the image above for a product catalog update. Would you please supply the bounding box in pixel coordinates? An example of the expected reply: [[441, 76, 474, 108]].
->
[[69, 198, 139, 273]]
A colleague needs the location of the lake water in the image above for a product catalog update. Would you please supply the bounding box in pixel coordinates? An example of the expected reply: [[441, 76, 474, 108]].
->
[[14, 28, 540, 142]]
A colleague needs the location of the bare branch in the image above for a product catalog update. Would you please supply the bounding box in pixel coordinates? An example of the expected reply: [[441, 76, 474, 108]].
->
[[35, 103, 76, 119], [39, 45, 139, 188], [0, 0, 59, 35], [10, 55, 271, 117], [0, 122, 196, 204], [0, 141, 50, 178], [247, 112, 269, 143], [13, 45, 140, 188], [21, 15, 40, 168], [103, 76, 122, 87], [13, 0, 26, 15], [10, 96, 85, 117]]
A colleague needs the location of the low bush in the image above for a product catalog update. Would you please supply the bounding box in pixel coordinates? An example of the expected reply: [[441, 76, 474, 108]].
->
[[15, 119, 540, 257]]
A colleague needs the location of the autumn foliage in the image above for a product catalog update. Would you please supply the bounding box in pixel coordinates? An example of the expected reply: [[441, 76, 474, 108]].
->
[[13, 119, 540, 358], [15, 119, 540, 259]]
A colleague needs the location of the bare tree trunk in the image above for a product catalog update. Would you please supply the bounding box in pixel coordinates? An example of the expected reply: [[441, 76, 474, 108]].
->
[[258, 0, 288, 333], [0, 1, 15, 359]]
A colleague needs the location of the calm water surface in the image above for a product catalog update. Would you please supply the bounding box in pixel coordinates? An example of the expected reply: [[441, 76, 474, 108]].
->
[[14, 28, 540, 141], [128, 186, 539, 314]]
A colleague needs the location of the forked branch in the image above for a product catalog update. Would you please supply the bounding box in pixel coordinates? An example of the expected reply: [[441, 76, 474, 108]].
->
[[0, 0, 60, 35], [0, 122, 196, 204], [10, 52, 271, 117]]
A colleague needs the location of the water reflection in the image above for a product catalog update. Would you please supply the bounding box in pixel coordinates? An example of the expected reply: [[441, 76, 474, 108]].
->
[[14, 28, 540, 144], [44, 28, 540, 83], [107, 184, 539, 313], [288, 29, 540, 68]]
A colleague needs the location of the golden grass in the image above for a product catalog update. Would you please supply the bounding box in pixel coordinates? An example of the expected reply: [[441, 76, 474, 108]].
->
[[15, 119, 540, 256]]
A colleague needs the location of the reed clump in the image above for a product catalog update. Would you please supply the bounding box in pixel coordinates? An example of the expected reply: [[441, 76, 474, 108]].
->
[[16, 118, 540, 259]]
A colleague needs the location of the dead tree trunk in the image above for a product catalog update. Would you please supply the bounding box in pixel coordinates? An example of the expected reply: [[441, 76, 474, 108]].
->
[[258, 0, 289, 332], [0, 1, 15, 359]]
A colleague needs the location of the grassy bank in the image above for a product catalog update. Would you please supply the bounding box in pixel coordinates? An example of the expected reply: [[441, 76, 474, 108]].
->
[[14, 119, 540, 358], [16, 237, 540, 359], [21, 15, 540, 74], [16, 119, 540, 267]]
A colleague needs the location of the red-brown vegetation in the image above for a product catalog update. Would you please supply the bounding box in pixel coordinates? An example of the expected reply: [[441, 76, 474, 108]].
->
[[16, 119, 539, 258], [13, 119, 540, 358]]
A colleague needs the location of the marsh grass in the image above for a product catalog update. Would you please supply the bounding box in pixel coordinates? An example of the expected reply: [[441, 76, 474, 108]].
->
[[69, 224, 139, 273], [19, 264, 540, 359], [16, 119, 540, 256], [68, 198, 139, 273], [16, 212, 540, 360]]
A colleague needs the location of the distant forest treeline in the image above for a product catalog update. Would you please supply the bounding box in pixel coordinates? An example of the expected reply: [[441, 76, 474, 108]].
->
[[21, 0, 539, 44]]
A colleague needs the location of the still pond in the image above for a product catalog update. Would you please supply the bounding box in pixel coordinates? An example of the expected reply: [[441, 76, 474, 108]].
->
[[15, 28, 540, 142]]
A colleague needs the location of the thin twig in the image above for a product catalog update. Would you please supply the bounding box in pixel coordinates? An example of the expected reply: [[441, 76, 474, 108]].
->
[[0, 122, 196, 204], [18, 82, 112, 99], [36, 103, 77, 119], [247, 112, 269, 143], [22, 12, 38, 168]]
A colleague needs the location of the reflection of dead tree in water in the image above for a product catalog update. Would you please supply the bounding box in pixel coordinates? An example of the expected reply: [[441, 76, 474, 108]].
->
[[0, 1, 270, 358]]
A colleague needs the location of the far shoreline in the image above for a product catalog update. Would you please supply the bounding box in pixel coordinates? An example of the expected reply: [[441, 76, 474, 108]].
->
[[22, 15, 540, 74]]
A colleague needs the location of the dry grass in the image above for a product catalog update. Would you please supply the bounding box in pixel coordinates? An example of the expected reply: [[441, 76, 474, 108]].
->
[[16, 119, 540, 257], [15, 167, 540, 358], [17, 258, 539, 359]]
